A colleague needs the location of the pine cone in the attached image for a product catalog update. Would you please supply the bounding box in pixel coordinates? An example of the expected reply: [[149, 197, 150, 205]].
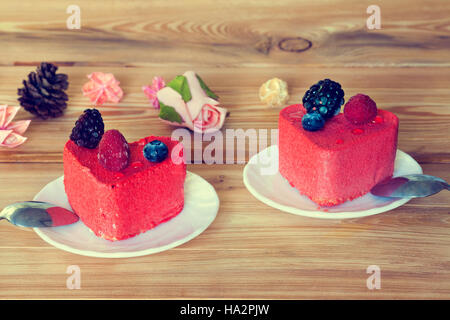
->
[[17, 62, 69, 119]]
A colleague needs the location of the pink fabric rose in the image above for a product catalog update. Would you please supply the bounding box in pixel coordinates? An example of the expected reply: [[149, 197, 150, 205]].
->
[[0, 105, 31, 148], [192, 104, 226, 133], [156, 71, 227, 134]]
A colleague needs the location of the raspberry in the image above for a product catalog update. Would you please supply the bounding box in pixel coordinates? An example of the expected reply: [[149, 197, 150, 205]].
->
[[344, 94, 378, 124], [97, 129, 130, 172], [70, 109, 104, 149]]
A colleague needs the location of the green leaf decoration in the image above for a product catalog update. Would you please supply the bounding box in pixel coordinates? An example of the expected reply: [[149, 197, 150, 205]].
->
[[158, 101, 183, 124], [167, 75, 192, 102], [196, 74, 219, 100]]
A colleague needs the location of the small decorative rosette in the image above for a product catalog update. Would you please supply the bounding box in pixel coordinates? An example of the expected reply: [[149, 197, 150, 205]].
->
[[259, 77, 289, 107], [82, 72, 123, 106], [0, 105, 31, 148], [153, 71, 227, 133]]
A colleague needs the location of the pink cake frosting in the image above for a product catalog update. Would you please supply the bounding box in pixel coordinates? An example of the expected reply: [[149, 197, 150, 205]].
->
[[278, 104, 399, 206]]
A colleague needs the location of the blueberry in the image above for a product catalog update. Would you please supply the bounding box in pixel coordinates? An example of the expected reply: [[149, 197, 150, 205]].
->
[[143, 140, 169, 163], [302, 112, 325, 131]]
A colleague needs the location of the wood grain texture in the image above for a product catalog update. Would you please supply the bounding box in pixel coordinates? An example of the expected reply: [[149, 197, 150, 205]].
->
[[1, 0, 450, 67], [0, 0, 449, 299], [1, 66, 449, 163], [0, 164, 449, 299]]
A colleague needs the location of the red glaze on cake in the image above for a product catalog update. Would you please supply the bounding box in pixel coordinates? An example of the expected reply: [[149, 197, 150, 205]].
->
[[63, 136, 186, 241], [279, 104, 398, 206]]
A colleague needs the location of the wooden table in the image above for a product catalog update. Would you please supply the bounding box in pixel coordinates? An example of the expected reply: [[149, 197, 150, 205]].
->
[[0, 0, 449, 299]]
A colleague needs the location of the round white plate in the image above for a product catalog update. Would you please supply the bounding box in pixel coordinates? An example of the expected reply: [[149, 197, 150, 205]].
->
[[33, 171, 219, 258], [243, 145, 422, 219]]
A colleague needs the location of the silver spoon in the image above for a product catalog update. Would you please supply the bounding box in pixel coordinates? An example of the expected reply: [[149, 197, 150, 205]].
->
[[371, 174, 450, 198], [0, 201, 79, 228]]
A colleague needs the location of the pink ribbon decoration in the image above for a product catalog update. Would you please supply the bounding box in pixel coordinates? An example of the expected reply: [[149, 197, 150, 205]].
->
[[82, 72, 124, 106], [142, 76, 166, 109], [0, 105, 31, 148]]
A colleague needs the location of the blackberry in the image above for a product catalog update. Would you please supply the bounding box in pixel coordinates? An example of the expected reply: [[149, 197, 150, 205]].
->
[[70, 109, 104, 149], [302, 79, 345, 120]]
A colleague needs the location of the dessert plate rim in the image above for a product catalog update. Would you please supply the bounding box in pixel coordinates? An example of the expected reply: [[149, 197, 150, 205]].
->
[[243, 145, 423, 219], [33, 171, 219, 258]]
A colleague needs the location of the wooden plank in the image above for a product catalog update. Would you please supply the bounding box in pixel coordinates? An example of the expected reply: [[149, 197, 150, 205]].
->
[[0, 66, 449, 163], [0, 247, 448, 299], [0, 163, 449, 299], [0, 0, 449, 67]]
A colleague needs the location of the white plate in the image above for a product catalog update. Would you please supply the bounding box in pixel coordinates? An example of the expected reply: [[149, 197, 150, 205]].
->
[[33, 171, 219, 258], [243, 145, 422, 219]]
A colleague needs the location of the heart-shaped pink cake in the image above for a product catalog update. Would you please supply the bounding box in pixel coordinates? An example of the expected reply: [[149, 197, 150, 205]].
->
[[279, 104, 398, 206], [63, 135, 186, 241]]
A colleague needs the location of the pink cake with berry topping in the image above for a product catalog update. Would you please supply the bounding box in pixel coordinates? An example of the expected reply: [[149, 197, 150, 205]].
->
[[64, 109, 186, 241], [278, 80, 399, 206]]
